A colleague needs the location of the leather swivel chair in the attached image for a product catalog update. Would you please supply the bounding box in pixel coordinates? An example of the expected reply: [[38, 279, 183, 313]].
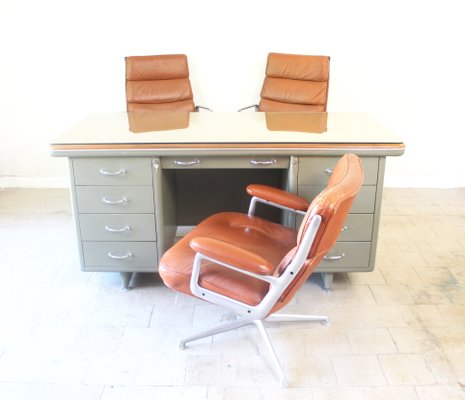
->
[[239, 52, 330, 112], [159, 153, 364, 385], [125, 54, 211, 112]]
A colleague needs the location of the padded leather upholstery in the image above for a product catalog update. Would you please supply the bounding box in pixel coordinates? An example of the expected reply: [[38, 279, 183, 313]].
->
[[258, 53, 330, 112], [125, 54, 195, 112], [159, 154, 363, 313], [159, 212, 297, 306], [246, 184, 310, 211], [273, 154, 364, 312]]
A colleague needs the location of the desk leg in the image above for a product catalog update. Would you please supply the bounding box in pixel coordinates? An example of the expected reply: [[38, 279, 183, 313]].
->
[[321, 273, 333, 291], [120, 272, 134, 290]]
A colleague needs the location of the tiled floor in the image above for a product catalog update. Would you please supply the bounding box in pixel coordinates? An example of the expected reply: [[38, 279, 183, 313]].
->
[[0, 188, 464, 399]]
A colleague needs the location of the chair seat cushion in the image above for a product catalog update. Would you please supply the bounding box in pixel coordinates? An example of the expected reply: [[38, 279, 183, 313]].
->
[[159, 212, 297, 306]]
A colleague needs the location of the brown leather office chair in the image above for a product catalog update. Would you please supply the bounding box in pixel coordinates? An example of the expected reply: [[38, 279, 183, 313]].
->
[[125, 54, 211, 112], [239, 52, 330, 112], [159, 153, 363, 385]]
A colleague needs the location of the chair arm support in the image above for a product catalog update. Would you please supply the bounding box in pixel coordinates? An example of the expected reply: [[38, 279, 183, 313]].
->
[[247, 184, 310, 212], [190, 237, 274, 276], [238, 104, 259, 112], [195, 105, 213, 112]]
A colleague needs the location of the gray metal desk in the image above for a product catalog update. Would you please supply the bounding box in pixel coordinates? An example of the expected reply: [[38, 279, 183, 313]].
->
[[51, 112, 404, 289]]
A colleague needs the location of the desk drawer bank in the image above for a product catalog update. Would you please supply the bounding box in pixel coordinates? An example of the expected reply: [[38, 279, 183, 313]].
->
[[296, 156, 382, 289], [69, 157, 157, 288], [51, 112, 404, 289]]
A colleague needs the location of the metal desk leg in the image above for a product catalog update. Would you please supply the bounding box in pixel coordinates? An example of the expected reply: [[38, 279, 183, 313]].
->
[[120, 272, 134, 290], [321, 272, 334, 291]]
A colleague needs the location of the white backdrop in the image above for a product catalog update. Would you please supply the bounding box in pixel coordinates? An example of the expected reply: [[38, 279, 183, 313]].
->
[[1, 0, 464, 187]]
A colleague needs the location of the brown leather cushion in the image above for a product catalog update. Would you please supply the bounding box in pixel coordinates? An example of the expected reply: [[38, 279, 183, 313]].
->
[[260, 77, 328, 106], [159, 212, 297, 306], [159, 154, 364, 316], [266, 53, 329, 81], [259, 97, 326, 113], [125, 54, 195, 112], [126, 79, 193, 104], [271, 154, 364, 312], [127, 101, 195, 113], [125, 54, 189, 80], [259, 53, 330, 112]]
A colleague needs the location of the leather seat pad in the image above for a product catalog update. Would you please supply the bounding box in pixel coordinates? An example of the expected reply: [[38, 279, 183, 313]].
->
[[159, 212, 297, 306]]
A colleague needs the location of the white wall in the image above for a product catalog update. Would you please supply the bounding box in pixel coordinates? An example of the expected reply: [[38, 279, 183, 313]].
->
[[1, 0, 464, 188]]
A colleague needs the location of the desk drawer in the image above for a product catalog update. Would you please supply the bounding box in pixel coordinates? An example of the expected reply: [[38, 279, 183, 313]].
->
[[73, 157, 153, 185], [297, 214, 373, 241], [298, 157, 379, 185], [161, 156, 289, 169], [83, 242, 157, 269], [76, 186, 154, 213], [315, 242, 371, 272], [298, 185, 376, 213], [79, 214, 156, 241]]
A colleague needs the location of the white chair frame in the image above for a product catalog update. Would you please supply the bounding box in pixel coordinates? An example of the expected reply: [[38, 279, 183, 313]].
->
[[180, 196, 329, 386]]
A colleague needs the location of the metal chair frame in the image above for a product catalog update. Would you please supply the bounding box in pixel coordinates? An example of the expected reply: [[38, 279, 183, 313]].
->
[[179, 198, 329, 386]]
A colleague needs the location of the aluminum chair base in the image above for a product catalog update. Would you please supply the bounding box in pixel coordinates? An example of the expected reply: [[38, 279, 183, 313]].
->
[[179, 312, 329, 386]]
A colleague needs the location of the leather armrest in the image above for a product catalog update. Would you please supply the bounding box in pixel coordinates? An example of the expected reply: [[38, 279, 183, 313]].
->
[[246, 184, 309, 211], [190, 236, 273, 276]]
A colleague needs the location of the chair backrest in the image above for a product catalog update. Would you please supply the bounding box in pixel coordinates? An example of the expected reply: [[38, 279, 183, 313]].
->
[[271, 153, 363, 313], [125, 54, 195, 112], [258, 53, 330, 112]]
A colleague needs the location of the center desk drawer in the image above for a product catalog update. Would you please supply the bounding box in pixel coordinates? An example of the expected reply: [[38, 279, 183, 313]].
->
[[83, 242, 157, 269], [73, 157, 153, 185], [161, 156, 289, 169], [76, 186, 154, 213], [79, 214, 156, 241]]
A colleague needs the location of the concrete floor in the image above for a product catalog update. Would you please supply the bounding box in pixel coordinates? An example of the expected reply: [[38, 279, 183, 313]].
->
[[0, 187, 464, 399]]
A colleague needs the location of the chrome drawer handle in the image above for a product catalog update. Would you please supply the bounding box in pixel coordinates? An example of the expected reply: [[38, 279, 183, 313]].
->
[[102, 197, 128, 205], [108, 251, 133, 260], [173, 159, 200, 166], [341, 225, 348, 232], [250, 159, 277, 166], [324, 168, 333, 176], [324, 253, 345, 261], [105, 225, 130, 233], [99, 168, 126, 176]]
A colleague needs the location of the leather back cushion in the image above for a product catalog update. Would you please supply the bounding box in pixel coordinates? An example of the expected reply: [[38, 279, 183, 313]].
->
[[259, 53, 330, 111], [126, 79, 193, 104], [297, 154, 364, 257], [125, 54, 195, 111], [259, 99, 325, 112], [271, 154, 364, 313], [265, 53, 329, 81], [127, 100, 195, 113], [126, 54, 189, 80]]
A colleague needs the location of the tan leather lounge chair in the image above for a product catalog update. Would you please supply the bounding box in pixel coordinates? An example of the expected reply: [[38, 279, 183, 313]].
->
[[239, 52, 330, 112], [125, 54, 211, 112], [159, 153, 363, 385]]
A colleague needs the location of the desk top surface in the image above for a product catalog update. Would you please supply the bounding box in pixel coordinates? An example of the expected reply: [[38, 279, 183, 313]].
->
[[51, 112, 405, 156]]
